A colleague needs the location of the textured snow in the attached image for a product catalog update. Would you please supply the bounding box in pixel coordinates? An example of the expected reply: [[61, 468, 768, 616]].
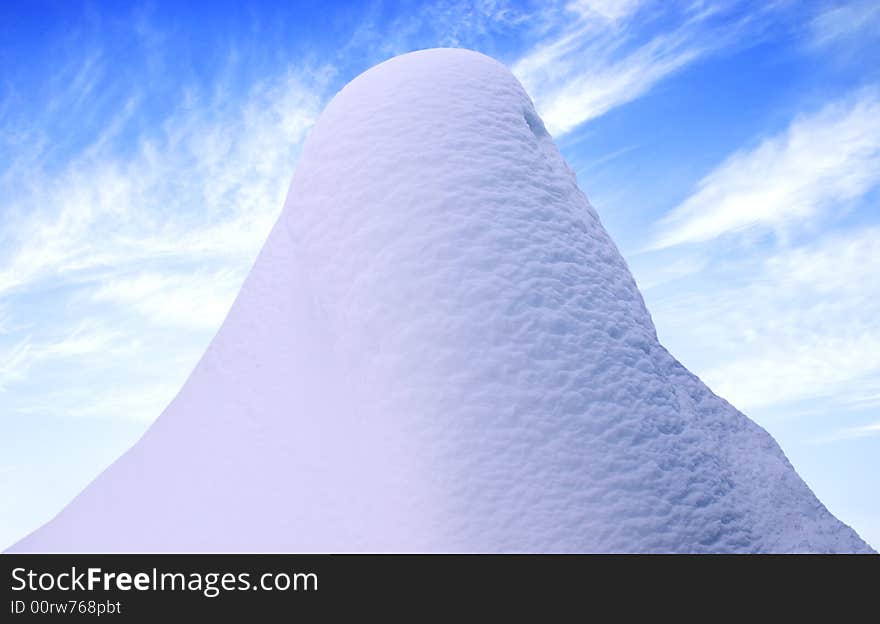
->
[[11, 48, 871, 553]]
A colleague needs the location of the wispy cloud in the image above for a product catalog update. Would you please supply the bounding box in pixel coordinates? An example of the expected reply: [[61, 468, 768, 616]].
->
[[0, 40, 333, 421], [0, 322, 129, 392], [91, 269, 245, 330], [808, 0, 880, 50], [822, 420, 880, 443], [512, 0, 778, 136], [650, 89, 880, 249], [0, 340, 34, 392], [0, 63, 329, 298], [648, 226, 880, 411]]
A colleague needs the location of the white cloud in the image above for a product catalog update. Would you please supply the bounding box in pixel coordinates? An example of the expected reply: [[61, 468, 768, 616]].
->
[[851, 422, 880, 437], [651, 89, 880, 249], [0, 56, 332, 421], [13, 382, 180, 422], [646, 226, 880, 411], [704, 337, 880, 412], [92, 269, 245, 330], [0, 50, 336, 433], [823, 420, 880, 443], [0, 323, 129, 392], [0, 339, 34, 391], [0, 65, 329, 300], [512, 0, 773, 136], [633, 253, 708, 291], [808, 0, 880, 50], [565, 0, 644, 23]]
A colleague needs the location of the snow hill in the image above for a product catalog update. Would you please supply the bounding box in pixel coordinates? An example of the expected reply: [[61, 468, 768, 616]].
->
[[11, 49, 871, 553]]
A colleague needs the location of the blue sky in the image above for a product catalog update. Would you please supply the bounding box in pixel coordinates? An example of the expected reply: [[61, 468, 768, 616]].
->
[[1, 0, 878, 550]]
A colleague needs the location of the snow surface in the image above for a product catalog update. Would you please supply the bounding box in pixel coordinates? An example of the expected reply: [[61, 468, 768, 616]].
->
[[11, 48, 872, 553]]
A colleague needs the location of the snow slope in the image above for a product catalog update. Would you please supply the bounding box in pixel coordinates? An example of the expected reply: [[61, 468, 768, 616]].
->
[[11, 48, 871, 553]]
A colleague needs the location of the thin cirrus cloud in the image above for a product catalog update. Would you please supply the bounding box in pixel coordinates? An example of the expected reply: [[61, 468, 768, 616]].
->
[[0, 322, 129, 392], [817, 418, 880, 444], [807, 0, 880, 50], [512, 0, 775, 137], [841, 422, 880, 440], [0, 65, 329, 300], [649, 226, 880, 412], [0, 52, 331, 420], [650, 89, 880, 249], [91, 269, 245, 331]]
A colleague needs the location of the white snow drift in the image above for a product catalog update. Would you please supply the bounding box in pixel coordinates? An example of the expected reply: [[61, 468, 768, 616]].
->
[[11, 49, 871, 553]]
